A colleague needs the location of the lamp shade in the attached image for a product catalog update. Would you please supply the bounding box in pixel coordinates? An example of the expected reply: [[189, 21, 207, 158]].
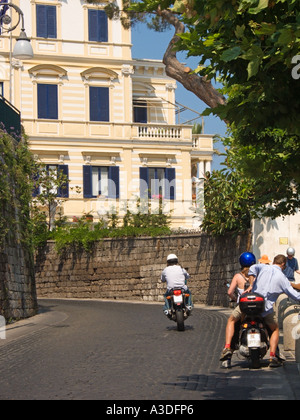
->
[[12, 29, 34, 60]]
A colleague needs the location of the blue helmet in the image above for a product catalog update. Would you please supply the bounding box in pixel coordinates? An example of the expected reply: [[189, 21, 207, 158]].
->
[[239, 252, 256, 268]]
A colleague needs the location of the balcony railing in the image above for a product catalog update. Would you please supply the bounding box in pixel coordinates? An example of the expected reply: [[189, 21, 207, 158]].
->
[[138, 125, 182, 139], [22, 118, 213, 152], [0, 96, 21, 140]]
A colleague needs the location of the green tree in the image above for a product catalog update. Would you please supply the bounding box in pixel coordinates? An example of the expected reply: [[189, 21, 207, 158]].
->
[[178, 0, 300, 137], [200, 169, 255, 235], [32, 163, 69, 231]]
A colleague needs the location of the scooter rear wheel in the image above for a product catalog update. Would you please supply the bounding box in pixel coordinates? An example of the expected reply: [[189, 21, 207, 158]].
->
[[249, 348, 260, 369]]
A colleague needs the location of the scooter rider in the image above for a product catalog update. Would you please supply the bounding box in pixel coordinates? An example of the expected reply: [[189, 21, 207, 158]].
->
[[220, 252, 256, 362], [161, 254, 193, 317], [246, 254, 300, 367]]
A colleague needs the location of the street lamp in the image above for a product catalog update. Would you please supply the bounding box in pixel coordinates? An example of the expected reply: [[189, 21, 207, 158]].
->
[[0, 2, 33, 60]]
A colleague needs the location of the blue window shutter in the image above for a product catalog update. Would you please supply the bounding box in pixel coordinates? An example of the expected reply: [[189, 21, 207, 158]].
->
[[165, 168, 176, 200], [88, 10, 108, 42], [36, 5, 56, 38], [100, 87, 109, 121], [47, 85, 58, 119], [90, 87, 109, 122], [89, 86, 98, 121], [88, 10, 98, 41], [108, 166, 119, 199], [37, 84, 47, 118], [139, 167, 149, 199], [83, 166, 92, 198], [57, 165, 69, 198], [98, 10, 108, 42], [47, 6, 57, 39], [32, 172, 40, 197], [36, 5, 47, 37], [38, 84, 58, 119]]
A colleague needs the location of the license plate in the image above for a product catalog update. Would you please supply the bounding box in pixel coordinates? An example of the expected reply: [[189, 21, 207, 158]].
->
[[173, 295, 183, 303], [247, 333, 261, 348]]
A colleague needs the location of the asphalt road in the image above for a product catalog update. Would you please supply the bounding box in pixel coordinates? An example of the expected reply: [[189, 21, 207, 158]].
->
[[0, 299, 299, 401]]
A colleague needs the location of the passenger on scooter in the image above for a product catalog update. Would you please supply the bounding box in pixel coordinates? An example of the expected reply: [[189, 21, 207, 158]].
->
[[220, 252, 256, 362], [227, 263, 251, 304], [221, 254, 300, 368], [161, 254, 193, 317], [246, 254, 300, 367]]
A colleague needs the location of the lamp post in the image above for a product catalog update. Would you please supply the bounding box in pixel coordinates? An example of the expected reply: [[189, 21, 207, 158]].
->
[[0, 2, 34, 60], [0, 2, 33, 103]]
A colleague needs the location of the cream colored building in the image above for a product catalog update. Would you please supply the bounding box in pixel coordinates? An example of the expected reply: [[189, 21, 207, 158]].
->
[[0, 0, 213, 229]]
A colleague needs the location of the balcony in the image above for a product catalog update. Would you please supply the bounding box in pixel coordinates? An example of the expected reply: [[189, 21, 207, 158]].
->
[[23, 118, 213, 154], [0, 96, 21, 140], [23, 119, 192, 142]]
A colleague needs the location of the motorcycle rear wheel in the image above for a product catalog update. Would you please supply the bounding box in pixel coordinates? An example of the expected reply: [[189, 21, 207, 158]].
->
[[176, 310, 185, 331], [249, 348, 260, 369]]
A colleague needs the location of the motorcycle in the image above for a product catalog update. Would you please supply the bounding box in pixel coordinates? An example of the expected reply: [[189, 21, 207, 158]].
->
[[223, 293, 270, 369], [165, 288, 191, 331]]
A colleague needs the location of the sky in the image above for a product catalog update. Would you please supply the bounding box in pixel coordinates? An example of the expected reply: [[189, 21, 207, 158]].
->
[[131, 23, 227, 171]]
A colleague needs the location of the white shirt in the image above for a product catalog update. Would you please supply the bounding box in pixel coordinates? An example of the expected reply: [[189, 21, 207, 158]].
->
[[161, 265, 190, 291]]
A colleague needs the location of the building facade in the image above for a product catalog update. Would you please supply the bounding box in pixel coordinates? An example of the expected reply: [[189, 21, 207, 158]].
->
[[0, 0, 213, 229]]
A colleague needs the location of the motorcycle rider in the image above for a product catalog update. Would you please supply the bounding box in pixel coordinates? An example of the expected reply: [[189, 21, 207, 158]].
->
[[246, 254, 300, 367], [161, 254, 193, 317], [220, 252, 256, 362]]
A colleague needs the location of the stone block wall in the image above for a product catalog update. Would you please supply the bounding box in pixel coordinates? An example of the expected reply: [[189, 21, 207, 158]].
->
[[0, 238, 37, 320], [35, 232, 251, 307], [0, 134, 38, 321]]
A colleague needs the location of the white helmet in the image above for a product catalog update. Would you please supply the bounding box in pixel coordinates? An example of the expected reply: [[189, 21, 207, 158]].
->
[[287, 247, 295, 256], [167, 254, 178, 262]]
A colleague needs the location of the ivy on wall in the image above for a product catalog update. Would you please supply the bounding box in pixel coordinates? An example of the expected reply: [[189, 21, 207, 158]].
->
[[0, 130, 35, 251]]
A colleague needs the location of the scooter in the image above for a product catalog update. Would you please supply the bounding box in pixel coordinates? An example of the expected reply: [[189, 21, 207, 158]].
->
[[222, 293, 270, 369], [164, 288, 192, 331]]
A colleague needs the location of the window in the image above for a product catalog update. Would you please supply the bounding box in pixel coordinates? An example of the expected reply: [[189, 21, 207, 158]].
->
[[133, 100, 147, 123], [139, 167, 176, 200], [33, 165, 69, 198], [38, 84, 58, 120], [83, 166, 119, 199], [90, 86, 109, 122], [0, 82, 3, 97], [88, 9, 108, 42], [36, 5, 57, 39]]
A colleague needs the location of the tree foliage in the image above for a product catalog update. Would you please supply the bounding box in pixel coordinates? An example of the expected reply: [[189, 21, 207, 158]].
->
[[0, 131, 35, 250], [178, 0, 300, 139], [201, 169, 255, 236]]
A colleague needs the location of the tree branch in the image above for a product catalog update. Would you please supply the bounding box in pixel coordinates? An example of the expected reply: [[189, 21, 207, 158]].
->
[[158, 9, 226, 109]]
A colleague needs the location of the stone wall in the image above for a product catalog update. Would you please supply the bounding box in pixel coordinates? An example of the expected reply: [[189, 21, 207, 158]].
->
[[0, 134, 38, 320], [0, 235, 37, 320], [35, 232, 251, 307]]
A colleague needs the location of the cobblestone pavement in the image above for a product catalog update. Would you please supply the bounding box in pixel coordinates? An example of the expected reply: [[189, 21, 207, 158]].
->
[[0, 299, 299, 400]]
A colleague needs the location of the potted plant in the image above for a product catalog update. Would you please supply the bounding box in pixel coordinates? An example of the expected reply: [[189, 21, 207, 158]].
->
[[83, 211, 94, 222]]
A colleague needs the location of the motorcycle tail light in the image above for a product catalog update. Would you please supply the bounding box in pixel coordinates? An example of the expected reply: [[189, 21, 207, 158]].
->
[[250, 321, 257, 326], [173, 290, 182, 296]]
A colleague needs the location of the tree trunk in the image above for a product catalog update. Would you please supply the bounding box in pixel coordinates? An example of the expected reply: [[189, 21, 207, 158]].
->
[[159, 9, 226, 109]]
